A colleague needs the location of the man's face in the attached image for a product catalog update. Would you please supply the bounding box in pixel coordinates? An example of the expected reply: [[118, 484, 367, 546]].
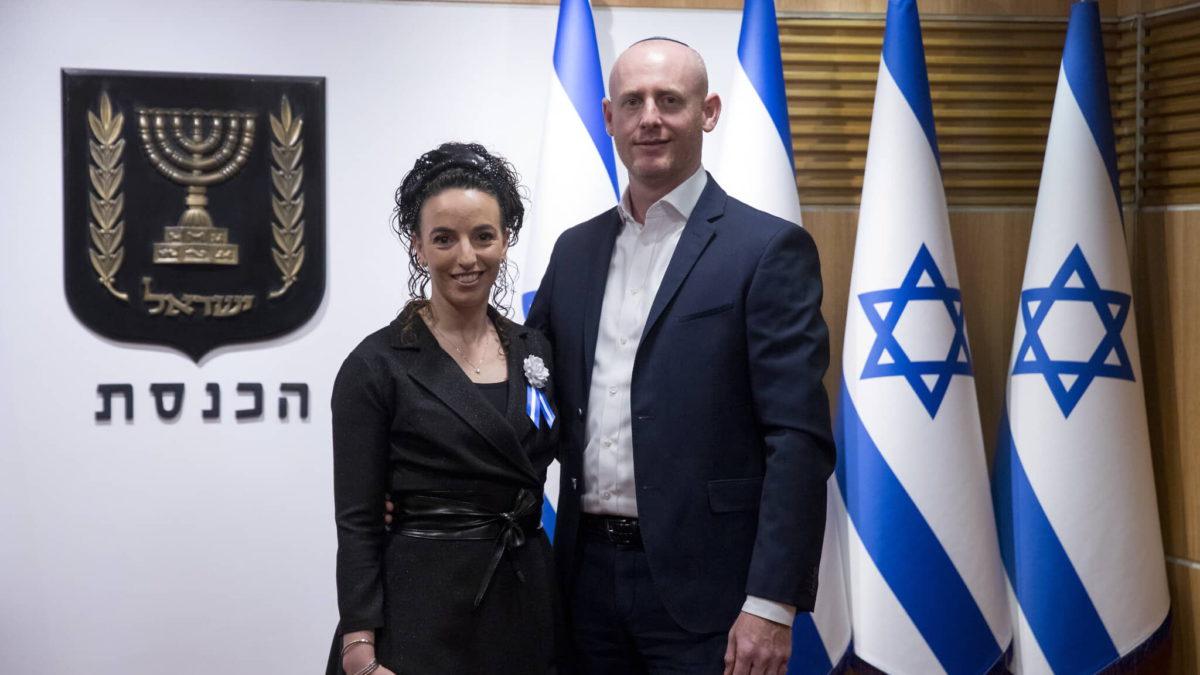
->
[[604, 41, 720, 193]]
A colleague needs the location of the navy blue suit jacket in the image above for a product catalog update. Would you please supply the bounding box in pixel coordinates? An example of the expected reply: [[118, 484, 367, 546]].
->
[[526, 176, 835, 634]]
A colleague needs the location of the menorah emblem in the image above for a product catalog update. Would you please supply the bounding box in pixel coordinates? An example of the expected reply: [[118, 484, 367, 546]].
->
[[138, 108, 256, 265]]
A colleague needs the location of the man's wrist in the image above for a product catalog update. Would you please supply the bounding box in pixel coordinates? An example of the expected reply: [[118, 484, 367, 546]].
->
[[741, 595, 797, 627]]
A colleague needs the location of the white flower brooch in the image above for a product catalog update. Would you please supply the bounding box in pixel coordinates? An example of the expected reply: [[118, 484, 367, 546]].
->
[[523, 355, 550, 389]]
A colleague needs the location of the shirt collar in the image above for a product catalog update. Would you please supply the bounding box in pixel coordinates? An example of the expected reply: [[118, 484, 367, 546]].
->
[[617, 165, 708, 227]]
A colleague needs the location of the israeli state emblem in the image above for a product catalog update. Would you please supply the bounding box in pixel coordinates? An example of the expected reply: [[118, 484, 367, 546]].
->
[[61, 69, 326, 361]]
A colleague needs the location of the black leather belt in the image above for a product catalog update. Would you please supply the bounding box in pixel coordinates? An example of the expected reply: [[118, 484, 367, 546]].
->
[[581, 513, 643, 549], [390, 488, 542, 609]]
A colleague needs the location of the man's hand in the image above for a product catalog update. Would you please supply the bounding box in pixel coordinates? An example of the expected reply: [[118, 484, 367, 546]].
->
[[723, 611, 791, 675]]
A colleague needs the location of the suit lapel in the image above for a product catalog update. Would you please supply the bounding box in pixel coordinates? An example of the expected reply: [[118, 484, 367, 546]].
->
[[405, 313, 538, 482], [581, 209, 622, 393], [640, 177, 725, 343]]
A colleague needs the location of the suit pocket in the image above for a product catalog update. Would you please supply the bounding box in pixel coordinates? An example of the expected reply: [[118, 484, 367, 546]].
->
[[707, 476, 763, 513], [677, 302, 734, 322]]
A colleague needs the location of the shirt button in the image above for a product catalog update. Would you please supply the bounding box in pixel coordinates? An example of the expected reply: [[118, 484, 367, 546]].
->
[[602, 491, 612, 500], [619, 337, 628, 345], [631, 289, 639, 296], [602, 439, 612, 448], [608, 386, 617, 396]]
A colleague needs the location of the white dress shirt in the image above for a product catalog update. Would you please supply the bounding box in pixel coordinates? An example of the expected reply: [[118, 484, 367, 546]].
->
[[581, 166, 796, 627]]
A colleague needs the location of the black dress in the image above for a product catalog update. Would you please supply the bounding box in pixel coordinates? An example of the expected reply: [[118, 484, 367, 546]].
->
[[327, 306, 560, 675]]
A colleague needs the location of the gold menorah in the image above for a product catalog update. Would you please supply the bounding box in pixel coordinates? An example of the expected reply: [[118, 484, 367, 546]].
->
[[138, 108, 256, 265]]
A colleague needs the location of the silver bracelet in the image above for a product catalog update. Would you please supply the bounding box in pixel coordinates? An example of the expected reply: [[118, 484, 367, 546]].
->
[[340, 638, 374, 657], [352, 660, 380, 675]]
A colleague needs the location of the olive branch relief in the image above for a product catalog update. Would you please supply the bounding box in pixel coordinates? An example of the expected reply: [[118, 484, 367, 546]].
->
[[268, 96, 305, 299], [88, 92, 128, 301]]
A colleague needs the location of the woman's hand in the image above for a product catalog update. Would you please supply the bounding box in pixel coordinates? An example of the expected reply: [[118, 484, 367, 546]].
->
[[341, 649, 375, 675], [343, 652, 399, 675], [345, 658, 398, 675]]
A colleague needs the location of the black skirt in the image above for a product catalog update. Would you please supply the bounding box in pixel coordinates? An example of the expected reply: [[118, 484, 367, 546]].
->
[[327, 524, 559, 675]]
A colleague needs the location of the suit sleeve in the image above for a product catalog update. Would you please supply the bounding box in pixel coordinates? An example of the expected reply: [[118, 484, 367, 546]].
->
[[743, 224, 836, 611], [331, 350, 392, 632], [523, 236, 559, 342]]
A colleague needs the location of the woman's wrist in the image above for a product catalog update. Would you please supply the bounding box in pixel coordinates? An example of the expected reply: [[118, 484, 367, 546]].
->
[[341, 631, 377, 672]]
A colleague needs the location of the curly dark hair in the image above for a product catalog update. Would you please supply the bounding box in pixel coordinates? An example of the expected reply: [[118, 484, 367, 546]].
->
[[391, 142, 525, 315]]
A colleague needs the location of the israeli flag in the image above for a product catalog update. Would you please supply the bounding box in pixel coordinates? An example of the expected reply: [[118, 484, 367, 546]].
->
[[993, 3, 1170, 673], [713, 1, 850, 672], [520, 0, 618, 323], [715, 0, 802, 226], [521, 0, 618, 538], [837, 1, 1011, 673]]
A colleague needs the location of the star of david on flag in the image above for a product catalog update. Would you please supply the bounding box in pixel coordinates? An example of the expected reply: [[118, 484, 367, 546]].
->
[[1012, 244, 1133, 417], [859, 243, 971, 418]]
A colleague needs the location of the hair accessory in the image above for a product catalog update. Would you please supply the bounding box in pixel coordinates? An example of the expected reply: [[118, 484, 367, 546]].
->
[[405, 143, 495, 202], [415, 144, 487, 173]]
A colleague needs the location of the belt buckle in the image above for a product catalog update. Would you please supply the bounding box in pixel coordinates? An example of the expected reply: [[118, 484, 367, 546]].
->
[[605, 517, 638, 546]]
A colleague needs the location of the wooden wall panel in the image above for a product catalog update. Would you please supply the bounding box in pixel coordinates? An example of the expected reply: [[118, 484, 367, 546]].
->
[[1166, 561, 1200, 675], [782, 17, 1138, 207], [1143, 7, 1200, 205], [804, 211, 857, 404], [1133, 209, 1200, 564], [947, 211, 1032, 460]]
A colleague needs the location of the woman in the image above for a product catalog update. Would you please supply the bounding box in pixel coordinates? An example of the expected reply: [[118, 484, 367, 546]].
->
[[329, 143, 558, 675]]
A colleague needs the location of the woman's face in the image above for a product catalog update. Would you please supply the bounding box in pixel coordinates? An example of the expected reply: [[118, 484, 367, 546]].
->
[[412, 188, 508, 313]]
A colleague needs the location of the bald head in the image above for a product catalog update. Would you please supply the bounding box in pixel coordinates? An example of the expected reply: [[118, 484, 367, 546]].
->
[[603, 38, 721, 215], [609, 38, 709, 102]]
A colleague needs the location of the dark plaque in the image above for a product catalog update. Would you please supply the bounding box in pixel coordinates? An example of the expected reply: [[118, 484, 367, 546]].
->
[[62, 69, 326, 361]]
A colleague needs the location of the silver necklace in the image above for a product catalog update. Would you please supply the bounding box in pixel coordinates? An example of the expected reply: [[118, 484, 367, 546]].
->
[[431, 322, 491, 375]]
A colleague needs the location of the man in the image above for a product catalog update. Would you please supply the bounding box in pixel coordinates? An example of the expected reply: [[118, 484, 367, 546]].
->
[[526, 38, 835, 674]]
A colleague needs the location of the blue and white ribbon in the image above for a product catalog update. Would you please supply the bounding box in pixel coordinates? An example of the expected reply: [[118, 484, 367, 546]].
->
[[526, 386, 555, 428]]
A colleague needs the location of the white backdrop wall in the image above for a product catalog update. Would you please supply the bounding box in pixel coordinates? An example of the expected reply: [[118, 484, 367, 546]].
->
[[0, 0, 740, 672]]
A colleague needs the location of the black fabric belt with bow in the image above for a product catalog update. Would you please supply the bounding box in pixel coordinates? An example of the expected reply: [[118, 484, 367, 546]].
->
[[389, 487, 542, 609]]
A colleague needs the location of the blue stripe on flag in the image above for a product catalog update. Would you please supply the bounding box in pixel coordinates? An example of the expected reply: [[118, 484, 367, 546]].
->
[[1062, 0, 1122, 211], [737, 0, 794, 159], [542, 495, 557, 543], [881, 0, 940, 165], [788, 612, 834, 675], [992, 411, 1119, 673], [552, 0, 619, 198], [836, 380, 1002, 675]]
